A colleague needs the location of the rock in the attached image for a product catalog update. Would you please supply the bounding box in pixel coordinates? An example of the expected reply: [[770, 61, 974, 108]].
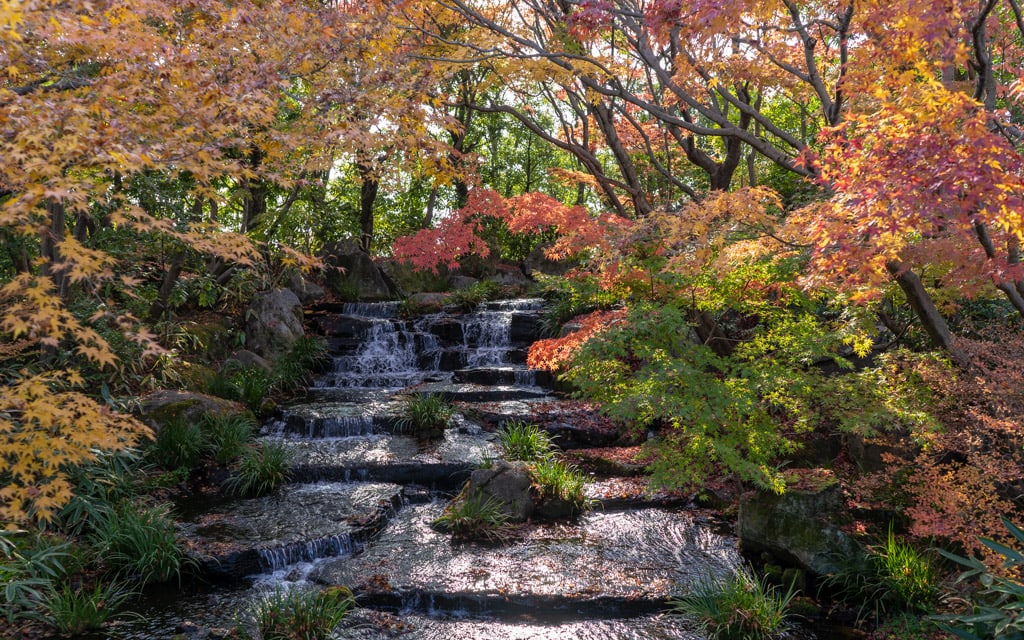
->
[[523, 243, 574, 277], [321, 239, 398, 301], [408, 292, 448, 313], [245, 288, 304, 360], [224, 349, 271, 372], [738, 476, 861, 575], [139, 390, 254, 432], [448, 275, 479, 290], [464, 460, 534, 522], [285, 271, 326, 305]]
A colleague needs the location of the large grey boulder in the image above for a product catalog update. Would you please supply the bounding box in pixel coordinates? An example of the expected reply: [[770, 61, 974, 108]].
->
[[139, 390, 253, 433], [738, 476, 861, 575], [322, 240, 398, 301], [285, 271, 326, 305], [245, 288, 304, 360], [464, 460, 535, 522]]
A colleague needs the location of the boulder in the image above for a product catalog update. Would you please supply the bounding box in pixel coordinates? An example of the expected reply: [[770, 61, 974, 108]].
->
[[448, 275, 479, 290], [738, 473, 861, 575], [284, 271, 326, 305], [464, 460, 534, 522], [322, 240, 398, 301], [245, 288, 304, 360], [224, 349, 271, 372], [139, 390, 253, 432]]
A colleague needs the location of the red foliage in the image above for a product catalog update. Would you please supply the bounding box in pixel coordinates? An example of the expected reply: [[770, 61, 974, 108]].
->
[[527, 310, 625, 372]]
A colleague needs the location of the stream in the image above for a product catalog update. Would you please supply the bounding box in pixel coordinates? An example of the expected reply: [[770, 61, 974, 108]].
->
[[100, 299, 820, 639]]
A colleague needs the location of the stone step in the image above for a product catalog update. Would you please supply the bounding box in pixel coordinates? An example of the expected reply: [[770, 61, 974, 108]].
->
[[452, 365, 552, 387]]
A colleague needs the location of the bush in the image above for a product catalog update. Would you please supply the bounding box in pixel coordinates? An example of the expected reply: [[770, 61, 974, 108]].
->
[[672, 568, 797, 640], [528, 458, 592, 512], [433, 491, 510, 542], [934, 517, 1024, 639], [202, 413, 256, 465], [824, 526, 938, 624], [395, 393, 453, 439], [91, 503, 186, 585], [223, 442, 293, 497], [146, 418, 206, 471], [247, 586, 354, 640], [43, 580, 136, 635], [498, 421, 554, 462], [0, 534, 71, 623]]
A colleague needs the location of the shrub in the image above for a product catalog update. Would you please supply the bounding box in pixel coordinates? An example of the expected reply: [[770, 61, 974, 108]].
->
[[146, 418, 206, 471], [202, 413, 256, 465], [247, 586, 355, 640], [91, 503, 186, 585], [934, 517, 1024, 639], [0, 534, 71, 623], [273, 336, 329, 392], [447, 280, 500, 312], [824, 526, 938, 624], [43, 580, 136, 635], [223, 442, 293, 497], [672, 568, 797, 640], [498, 421, 554, 462], [433, 491, 510, 541], [528, 458, 592, 512], [395, 393, 453, 439]]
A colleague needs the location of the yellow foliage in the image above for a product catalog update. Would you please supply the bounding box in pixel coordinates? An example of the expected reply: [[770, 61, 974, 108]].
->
[[0, 371, 151, 527]]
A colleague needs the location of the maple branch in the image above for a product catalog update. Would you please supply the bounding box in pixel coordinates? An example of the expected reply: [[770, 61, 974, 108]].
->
[[615, 105, 698, 201]]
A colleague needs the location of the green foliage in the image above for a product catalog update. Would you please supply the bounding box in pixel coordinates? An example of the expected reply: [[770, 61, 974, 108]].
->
[[203, 413, 257, 465], [223, 442, 293, 497], [0, 534, 72, 623], [447, 280, 501, 312], [246, 586, 355, 640], [395, 393, 454, 438], [58, 449, 146, 536], [147, 417, 207, 471], [231, 366, 276, 413], [43, 580, 136, 635], [528, 458, 592, 511], [205, 338, 329, 411], [934, 518, 1024, 639], [824, 527, 938, 624], [273, 336, 329, 393], [498, 421, 554, 462], [535, 273, 616, 337], [90, 503, 186, 585], [432, 491, 510, 541], [672, 568, 797, 640]]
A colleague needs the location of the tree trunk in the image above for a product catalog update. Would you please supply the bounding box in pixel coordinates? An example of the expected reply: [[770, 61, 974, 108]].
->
[[358, 163, 379, 254], [885, 260, 967, 365], [41, 199, 68, 300]]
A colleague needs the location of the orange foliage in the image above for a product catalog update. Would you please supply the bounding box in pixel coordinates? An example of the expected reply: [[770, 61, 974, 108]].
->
[[527, 310, 625, 372]]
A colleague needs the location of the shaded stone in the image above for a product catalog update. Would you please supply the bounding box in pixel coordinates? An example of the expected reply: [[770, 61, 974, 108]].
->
[[738, 476, 860, 575], [285, 272, 326, 305], [448, 275, 479, 290], [245, 288, 304, 360], [139, 390, 253, 432], [322, 240, 397, 301], [465, 460, 534, 522], [224, 349, 271, 372]]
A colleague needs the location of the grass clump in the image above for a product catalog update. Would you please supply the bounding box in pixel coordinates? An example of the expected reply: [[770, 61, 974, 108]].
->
[[528, 457, 592, 512], [146, 417, 206, 471], [672, 568, 797, 640], [824, 526, 938, 623], [498, 421, 553, 462], [447, 280, 500, 312], [247, 586, 355, 640], [433, 491, 510, 542], [223, 442, 293, 497], [203, 413, 256, 464], [90, 503, 186, 585], [396, 393, 453, 439], [0, 533, 72, 623], [43, 580, 136, 635]]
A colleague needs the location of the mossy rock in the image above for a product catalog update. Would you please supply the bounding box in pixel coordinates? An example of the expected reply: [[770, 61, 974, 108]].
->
[[140, 390, 254, 433]]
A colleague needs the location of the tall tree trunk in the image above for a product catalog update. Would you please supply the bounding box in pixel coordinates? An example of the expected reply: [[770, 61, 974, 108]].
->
[[358, 163, 379, 254], [41, 199, 68, 300], [885, 260, 968, 365]]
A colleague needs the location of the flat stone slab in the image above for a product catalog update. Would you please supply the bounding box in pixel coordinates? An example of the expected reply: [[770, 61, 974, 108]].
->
[[177, 481, 402, 579], [273, 399, 406, 437], [310, 504, 740, 615], [276, 427, 500, 489], [465, 398, 623, 448]]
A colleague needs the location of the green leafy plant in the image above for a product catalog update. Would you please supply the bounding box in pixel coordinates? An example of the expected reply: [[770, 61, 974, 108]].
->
[[498, 421, 554, 462], [273, 336, 329, 392], [203, 413, 256, 465], [223, 442, 293, 497], [43, 580, 136, 635], [58, 449, 146, 536], [433, 491, 510, 541], [232, 366, 276, 413], [447, 280, 500, 312], [90, 503, 187, 585], [824, 526, 938, 624], [672, 568, 798, 640], [934, 518, 1024, 639], [395, 393, 453, 439], [146, 417, 206, 471], [0, 534, 71, 623], [528, 458, 592, 512], [246, 586, 355, 640]]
